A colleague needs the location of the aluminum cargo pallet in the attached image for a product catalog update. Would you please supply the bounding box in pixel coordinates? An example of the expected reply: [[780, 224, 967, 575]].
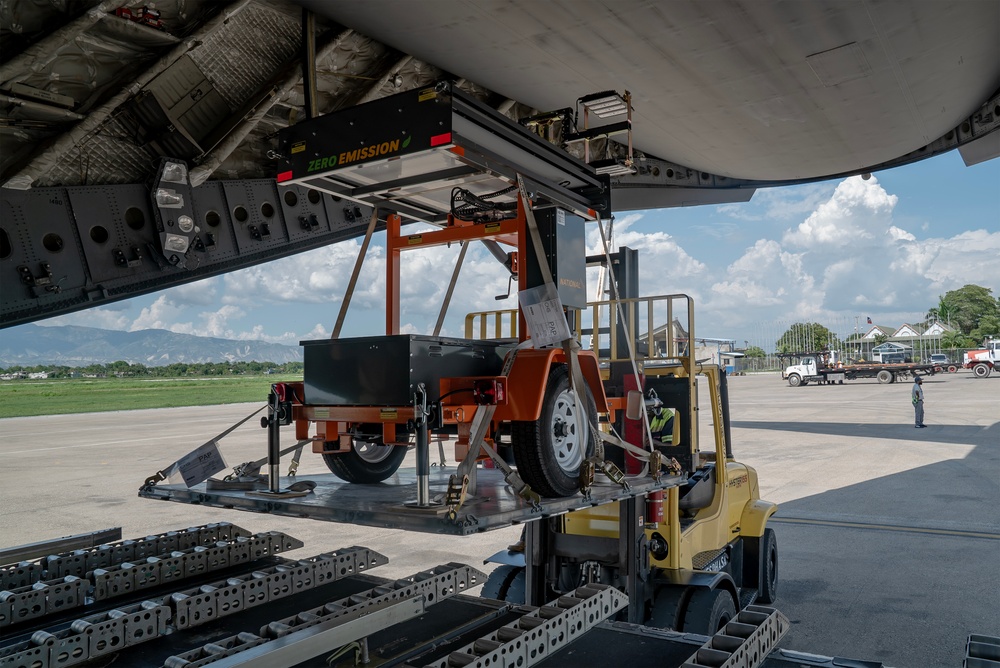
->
[[139, 467, 682, 536]]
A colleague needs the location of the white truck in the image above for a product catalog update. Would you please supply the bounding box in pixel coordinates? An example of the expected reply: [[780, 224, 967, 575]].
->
[[964, 338, 1000, 378], [781, 351, 937, 386]]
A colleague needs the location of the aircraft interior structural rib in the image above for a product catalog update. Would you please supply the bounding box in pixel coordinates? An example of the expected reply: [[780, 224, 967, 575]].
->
[[1, 0, 998, 328]]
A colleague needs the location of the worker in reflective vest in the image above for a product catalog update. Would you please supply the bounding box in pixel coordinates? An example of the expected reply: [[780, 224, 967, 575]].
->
[[650, 406, 675, 443]]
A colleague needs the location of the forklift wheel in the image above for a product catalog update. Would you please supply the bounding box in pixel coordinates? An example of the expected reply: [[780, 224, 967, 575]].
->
[[648, 584, 686, 630], [511, 365, 598, 498], [481, 565, 526, 604], [757, 528, 778, 604], [322, 435, 408, 484], [682, 588, 736, 635]]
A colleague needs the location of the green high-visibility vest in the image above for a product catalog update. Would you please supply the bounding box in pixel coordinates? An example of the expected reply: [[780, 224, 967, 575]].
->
[[650, 409, 674, 442]]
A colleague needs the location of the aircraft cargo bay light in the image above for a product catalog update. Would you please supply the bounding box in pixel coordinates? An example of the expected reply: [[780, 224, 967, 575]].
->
[[1, 1, 998, 327]]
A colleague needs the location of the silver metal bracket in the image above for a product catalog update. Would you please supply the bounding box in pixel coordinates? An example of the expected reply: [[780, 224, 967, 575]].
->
[[415, 583, 629, 668], [679, 605, 789, 668], [165, 563, 485, 667]]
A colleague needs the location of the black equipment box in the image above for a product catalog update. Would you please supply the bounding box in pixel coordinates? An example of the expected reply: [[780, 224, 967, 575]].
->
[[301, 335, 514, 406], [524, 208, 588, 309]]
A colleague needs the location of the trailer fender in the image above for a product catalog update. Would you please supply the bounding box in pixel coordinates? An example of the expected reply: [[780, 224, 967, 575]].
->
[[496, 349, 607, 421], [740, 499, 778, 538]]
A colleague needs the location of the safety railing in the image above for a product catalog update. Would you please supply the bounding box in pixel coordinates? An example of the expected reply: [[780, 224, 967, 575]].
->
[[464, 294, 695, 367], [464, 309, 518, 340]]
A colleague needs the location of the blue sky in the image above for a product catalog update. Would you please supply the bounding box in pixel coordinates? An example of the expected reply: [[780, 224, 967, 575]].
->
[[24, 150, 1000, 351]]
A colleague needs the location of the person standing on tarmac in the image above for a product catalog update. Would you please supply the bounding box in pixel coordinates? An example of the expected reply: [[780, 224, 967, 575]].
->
[[912, 376, 926, 428]]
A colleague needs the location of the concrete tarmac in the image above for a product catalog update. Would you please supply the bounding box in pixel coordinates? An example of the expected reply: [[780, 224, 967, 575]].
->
[[1, 371, 997, 667]]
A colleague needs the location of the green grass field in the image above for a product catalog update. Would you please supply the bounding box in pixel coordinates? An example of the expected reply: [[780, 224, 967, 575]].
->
[[0, 375, 302, 418]]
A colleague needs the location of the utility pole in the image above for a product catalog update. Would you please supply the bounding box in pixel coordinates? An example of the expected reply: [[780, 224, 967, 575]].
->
[[854, 315, 859, 359]]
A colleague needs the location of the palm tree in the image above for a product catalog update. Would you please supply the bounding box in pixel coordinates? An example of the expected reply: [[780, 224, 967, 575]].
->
[[925, 296, 955, 328], [941, 329, 971, 350]]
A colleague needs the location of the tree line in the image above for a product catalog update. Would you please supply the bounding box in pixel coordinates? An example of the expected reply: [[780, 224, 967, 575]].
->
[[771, 284, 999, 353], [0, 360, 304, 379]]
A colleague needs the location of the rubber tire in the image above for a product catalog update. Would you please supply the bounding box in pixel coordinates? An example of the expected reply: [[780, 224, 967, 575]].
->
[[787, 374, 801, 387], [321, 427, 408, 484], [876, 369, 893, 384], [648, 584, 686, 630], [511, 365, 598, 498], [973, 363, 991, 378], [481, 565, 526, 604], [682, 588, 737, 635], [947, 365, 958, 373], [757, 528, 778, 604]]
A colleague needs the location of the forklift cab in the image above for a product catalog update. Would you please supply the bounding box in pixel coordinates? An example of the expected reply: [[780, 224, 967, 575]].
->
[[624, 374, 716, 514]]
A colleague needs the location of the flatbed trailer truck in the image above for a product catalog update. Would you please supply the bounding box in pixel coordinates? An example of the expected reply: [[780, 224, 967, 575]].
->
[[780, 352, 938, 386]]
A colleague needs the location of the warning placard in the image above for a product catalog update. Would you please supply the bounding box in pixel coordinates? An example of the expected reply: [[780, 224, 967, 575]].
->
[[519, 283, 571, 348], [171, 440, 227, 487]]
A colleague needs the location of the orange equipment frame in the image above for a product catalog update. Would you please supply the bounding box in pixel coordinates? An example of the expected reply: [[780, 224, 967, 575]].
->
[[293, 191, 610, 459]]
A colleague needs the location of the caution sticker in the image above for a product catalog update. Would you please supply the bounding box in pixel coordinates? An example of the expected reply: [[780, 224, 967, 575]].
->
[[380, 409, 398, 420], [418, 89, 437, 102], [314, 407, 330, 419], [291, 141, 306, 154], [407, 235, 423, 245], [484, 222, 501, 233]]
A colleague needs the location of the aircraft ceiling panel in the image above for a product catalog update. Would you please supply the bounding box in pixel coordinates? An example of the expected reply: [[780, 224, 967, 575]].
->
[[301, 0, 1000, 181]]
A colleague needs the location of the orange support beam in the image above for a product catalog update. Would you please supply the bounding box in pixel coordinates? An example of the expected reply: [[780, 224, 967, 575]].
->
[[386, 213, 402, 335]]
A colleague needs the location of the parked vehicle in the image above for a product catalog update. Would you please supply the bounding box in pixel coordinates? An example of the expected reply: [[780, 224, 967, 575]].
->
[[964, 338, 1000, 378], [930, 353, 960, 372], [780, 351, 937, 386]]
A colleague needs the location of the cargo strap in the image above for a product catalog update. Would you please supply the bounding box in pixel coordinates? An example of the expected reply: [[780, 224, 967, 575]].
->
[[143, 406, 266, 487], [517, 175, 601, 463], [596, 430, 681, 478], [594, 212, 656, 469], [454, 346, 542, 508], [228, 439, 313, 480]]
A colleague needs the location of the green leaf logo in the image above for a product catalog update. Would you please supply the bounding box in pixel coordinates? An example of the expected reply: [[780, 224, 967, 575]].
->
[[402, 136, 411, 148]]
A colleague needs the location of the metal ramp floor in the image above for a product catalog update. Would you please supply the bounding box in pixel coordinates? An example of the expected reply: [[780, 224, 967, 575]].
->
[[139, 467, 682, 536]]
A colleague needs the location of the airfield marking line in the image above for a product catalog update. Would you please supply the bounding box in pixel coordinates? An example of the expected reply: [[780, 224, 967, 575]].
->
[[771, 516, 1000, 540]]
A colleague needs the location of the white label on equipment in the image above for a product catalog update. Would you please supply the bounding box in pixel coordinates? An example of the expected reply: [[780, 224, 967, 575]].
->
[[173, 440, 227, 487], [519, 283, 571, 348]]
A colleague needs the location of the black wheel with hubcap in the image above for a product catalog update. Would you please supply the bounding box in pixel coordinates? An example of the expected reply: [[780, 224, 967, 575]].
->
[[322, 424, 408, 484], [511, 364, 598, 498]]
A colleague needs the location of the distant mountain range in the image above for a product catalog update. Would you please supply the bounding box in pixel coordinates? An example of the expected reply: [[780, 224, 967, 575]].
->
[[0, 324, 302, 367]]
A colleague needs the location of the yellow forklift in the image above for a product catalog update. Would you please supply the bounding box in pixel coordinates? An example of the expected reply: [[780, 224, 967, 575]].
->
[[479, 276, 778, 635]]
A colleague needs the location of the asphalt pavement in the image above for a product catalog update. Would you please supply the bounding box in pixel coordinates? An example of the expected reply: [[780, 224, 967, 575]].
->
[[0, 370, 996, 667]]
